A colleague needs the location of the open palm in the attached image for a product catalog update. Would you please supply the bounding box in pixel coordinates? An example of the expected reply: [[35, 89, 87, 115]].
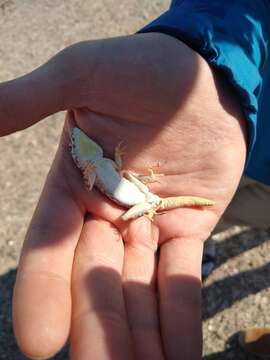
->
[[3, 33, 247, 359]]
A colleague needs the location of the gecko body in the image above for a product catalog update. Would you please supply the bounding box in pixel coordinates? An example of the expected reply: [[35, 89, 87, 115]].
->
[[70, 127, 160, 208], [70, 127, 214, 220]]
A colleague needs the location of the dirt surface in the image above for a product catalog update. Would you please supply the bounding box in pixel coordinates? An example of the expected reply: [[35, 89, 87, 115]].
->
[[0, 1, 269, 359]]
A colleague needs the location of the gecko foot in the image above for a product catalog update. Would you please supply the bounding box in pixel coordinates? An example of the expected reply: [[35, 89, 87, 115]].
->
[[125, 169, 165, 185]]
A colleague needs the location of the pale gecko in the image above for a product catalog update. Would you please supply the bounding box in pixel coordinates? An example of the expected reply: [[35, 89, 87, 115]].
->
[[70, 127, 214, 221]]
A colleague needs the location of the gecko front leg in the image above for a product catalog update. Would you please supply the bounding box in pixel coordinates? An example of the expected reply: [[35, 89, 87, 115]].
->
[[82, 161, 97, 191], [114, 142, 126, 170]]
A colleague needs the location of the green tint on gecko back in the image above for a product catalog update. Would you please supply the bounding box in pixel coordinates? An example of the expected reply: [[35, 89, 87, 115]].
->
[[71, 127, 103, 167]]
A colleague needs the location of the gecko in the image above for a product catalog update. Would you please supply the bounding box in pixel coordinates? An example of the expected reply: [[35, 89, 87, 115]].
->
[[70, 127, 214, 221]]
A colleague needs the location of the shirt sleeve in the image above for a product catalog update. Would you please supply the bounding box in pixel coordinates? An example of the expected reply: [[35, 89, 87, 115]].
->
[[138, 0, 270, 184]]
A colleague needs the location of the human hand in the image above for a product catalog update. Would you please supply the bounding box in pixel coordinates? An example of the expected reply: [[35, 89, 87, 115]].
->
[[3, 33, 247, 359]]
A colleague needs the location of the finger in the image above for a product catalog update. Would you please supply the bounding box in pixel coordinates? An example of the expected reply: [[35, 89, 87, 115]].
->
[[13, 152, 84, 359], [159, 237, 203, 360], [123, 217, 164, 359], [70, 216, 134, 360]]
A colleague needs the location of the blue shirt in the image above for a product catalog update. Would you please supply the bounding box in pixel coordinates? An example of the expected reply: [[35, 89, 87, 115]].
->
[[139, 0, 270, 185]]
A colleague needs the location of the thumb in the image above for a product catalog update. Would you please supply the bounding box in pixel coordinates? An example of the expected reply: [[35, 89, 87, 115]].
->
[[0, 59, 63, 136], [0, 33, 190, 136], [0, 36, 133, 136], [0, 36, 134, 136], [0, 43, 86, 136]]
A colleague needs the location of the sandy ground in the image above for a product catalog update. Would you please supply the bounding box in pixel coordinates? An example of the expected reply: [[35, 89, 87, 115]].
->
[[0, 1, 269, 359]]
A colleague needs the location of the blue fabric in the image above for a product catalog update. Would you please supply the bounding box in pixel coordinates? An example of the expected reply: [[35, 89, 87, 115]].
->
[[138, 0, 270, 185]]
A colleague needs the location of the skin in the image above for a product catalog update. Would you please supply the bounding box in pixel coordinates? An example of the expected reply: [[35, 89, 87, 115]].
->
[[0, 33, 247, 359]]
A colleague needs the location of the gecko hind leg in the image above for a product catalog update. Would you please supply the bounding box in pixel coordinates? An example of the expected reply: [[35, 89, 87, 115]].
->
[[124, 171, 152, 195], [126, 169, 164, 185], [146, 168, 165, 184]]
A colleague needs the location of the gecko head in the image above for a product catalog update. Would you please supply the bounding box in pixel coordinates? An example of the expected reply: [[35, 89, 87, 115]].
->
[[71, 127, 103, 168]]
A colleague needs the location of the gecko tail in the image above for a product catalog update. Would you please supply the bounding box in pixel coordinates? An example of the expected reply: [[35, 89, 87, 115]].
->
[[160, 196, 214, 210]]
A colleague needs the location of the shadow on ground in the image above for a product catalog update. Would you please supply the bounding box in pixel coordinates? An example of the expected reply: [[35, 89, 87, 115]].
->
[[203, 332, 264, 360], [203, 228, 270, 321], [202, 227, 270, 359], [204, 332, 266, 360]]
